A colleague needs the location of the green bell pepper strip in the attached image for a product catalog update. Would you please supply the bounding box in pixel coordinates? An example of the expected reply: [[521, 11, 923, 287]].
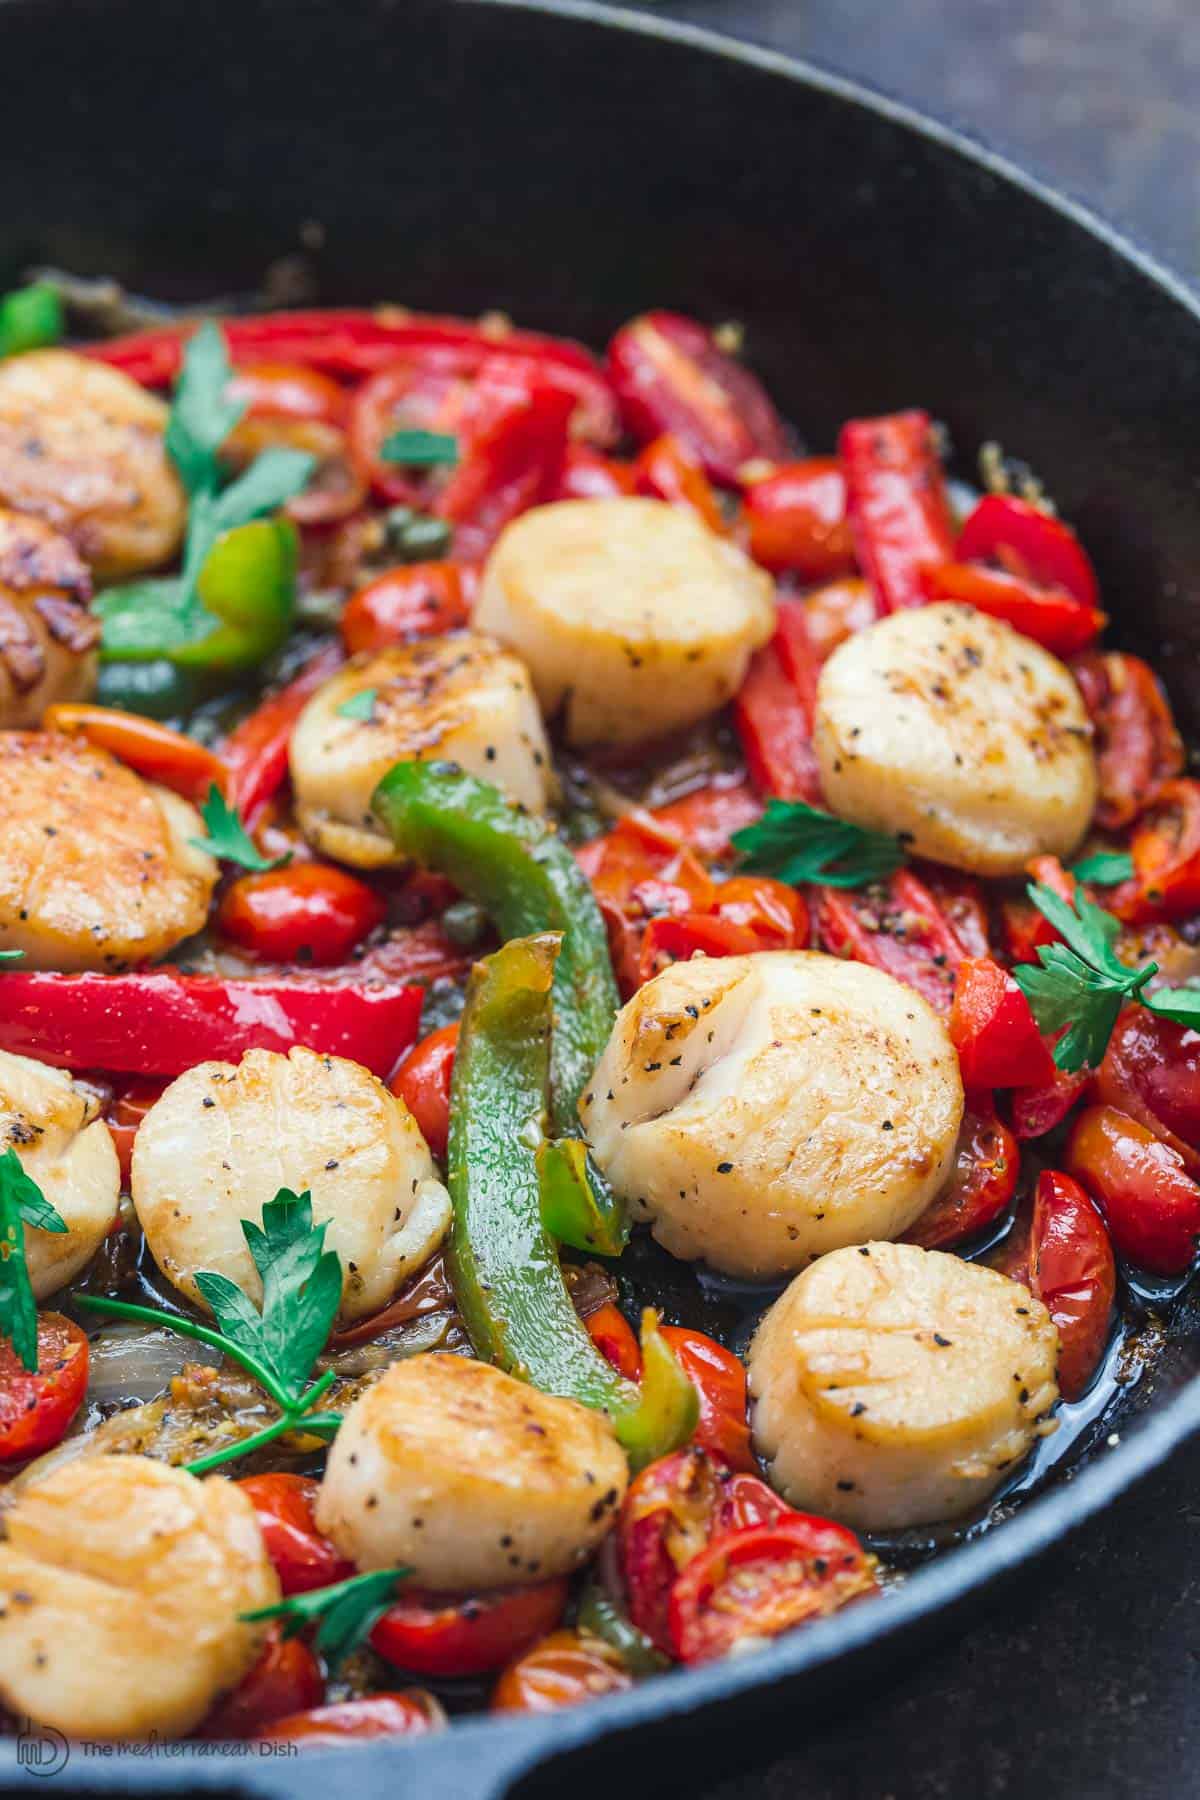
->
[[537, 1138, 627, 1258], [576, 1581, 669, 1675], [445, 930, 696, 1469], [0, 283, 62, 359]]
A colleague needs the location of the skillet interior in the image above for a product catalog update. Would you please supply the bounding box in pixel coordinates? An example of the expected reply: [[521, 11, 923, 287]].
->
[[2, 0, 1200, 1790]]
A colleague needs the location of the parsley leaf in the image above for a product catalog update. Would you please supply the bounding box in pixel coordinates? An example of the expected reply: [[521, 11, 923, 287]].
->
[[1071, 851, 1136, 886], [1142, 984, 1200, 1028], [731, 799, 906, 888], [381, 429, 459, 468], [242, 1568, 412, 1671], [0, 950, 22, 963], [0, 1149, 66, 1372], [336, 687, 377, 721], [189, 784, 290, 872], [1012, 882, 1159, 1072], [165, 321, 245, 496]]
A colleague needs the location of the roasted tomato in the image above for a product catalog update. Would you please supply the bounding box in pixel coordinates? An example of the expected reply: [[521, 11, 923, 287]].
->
[[340, 562, 471, 654], [949, 958, 1058, 1091], [800, 576, 877, 661], [708, 877, 809, 952], [106, 1077, 168, 1186], [491, 1630, 632, 1714], [43, 704, 228, 806], [216, 863, 385, 966], [226, 360, 348, 427], [199, 1628, 324, 1738], [237, 1473, 354, 1596], [619, 1448, 728, 1653], [555, 443, 636, 500], [1096, 1007, 1200, 1167], [660, 1326, 755, 1473], [742, 458, 856, 580], [389, 1022, 459, 1162], [815, 869, 967, 1013], [902, 1107, 1018, 1250], [1010, 1067, 1091, 1142], [957, 495, 1100, 610], [258, 1693, 443, 1743], [1071, 650, 1183, 830], [668, 1516, 878, 1665], [1029, 1171, 1116, 1401], [372, 1580, 568, 1679], [1117, 779, 1200, 924], [586, 1302, 643, 1381], [1067, 1105, 1200, 1275], [634, 432, 727, 534], [0, 1313, 88, 1461]]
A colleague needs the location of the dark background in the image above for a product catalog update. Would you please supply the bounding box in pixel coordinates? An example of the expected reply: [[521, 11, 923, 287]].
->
[[625, 4, 1200, 1798]]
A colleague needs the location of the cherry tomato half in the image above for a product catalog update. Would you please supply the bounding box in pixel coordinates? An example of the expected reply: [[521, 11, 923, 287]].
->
[[555, 444, 636, 500], [217, 863, 385, 966], [902, 1107, 1018, 1250], [660, 1326, 755, 1473], [1066, 1105, 1200, 1274], [1119, 779, 1200, 923], [491, 1630, 632, 1714], [1096, 1007, 1200, 1166], [390, 1022, 458, 1162], [668, 1517, 878, 1665], [815, 870, 967, 1014], [43, 704, 228, 806], [709, 876, 809, 951], [586, 1302, 643, 1381], [800, 576, 877, 662], [341, 562, 470, 654], [948, 957, 1058, 1091], [637, 911, 762, 987], [257, 1692, 443, 1743], [237, 1473, 354, 1595], [227, 360, 348, 426], [372, 1579, 568, 1679], [633, 433, 727, 535], [619, 1447, 729, 1653], [1029, 1171, 1116, 1401], [224, 415, 366, 528], [1071, 651, 1184, 830], [199, 1627, 324, 1738], [0, 1313, 89, 1462], [1009, 1067, 1091, 1142], [743, 458, 856, 580]]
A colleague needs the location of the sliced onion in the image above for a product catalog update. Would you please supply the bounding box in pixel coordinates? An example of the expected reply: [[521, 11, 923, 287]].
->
[[84, 1321, 219, 1406]]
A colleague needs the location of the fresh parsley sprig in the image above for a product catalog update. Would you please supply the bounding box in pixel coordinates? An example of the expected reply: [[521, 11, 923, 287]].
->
[[0, 1150, 67, 1372], [76, 1187, 343, 1473], [731, 799, 906, 889], [381, 428, 459, 469], [1013, 882, 1200, 1072], [336, 687, 377, 722], [1071, 850, 1135, 886], [241, 1568, 411, 1671], [189, 784, 290, 873]]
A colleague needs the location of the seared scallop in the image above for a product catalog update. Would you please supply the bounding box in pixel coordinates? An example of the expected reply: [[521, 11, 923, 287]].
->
[[131, 1046, 451, 1323], [0, 731, 215, 969], [581, 951, 963, 1279], [0, 509, 98, 726], [814, 604, 1096, 875], [290, 632, 555, 867], [475, 497, 775, 745], [316, 1354, 628, 1589], [0, 1049, 120, 1296], [0, 351, 186, 579], [0, 1454, 277, 1740], [749, 1240, 1059, 1530]]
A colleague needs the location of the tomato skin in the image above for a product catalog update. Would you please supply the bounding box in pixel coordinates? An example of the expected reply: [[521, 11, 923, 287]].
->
[[389, 1022, 458, 1161], [1071, 650, 1184, 830], [957, 495, 1100, 610], [949, 957, 1058, 1090], [815, 869, 966, 1013], [637, 912, 761, 987], [1095, 1007, 1200, 1170], [1029, 1171, 1116, 1401], [372, 1579, 568, 1679], [633, 433, 727, 535], [902, 1107, 1018, 1250], [491, 1629, 632, 1714], [668, 1517, 878, 1665], [42, 704, 228, 806], [555, 444, 636, 500], [340, 562, 470, 654], [1010, 1067, 1090, 1142], [237, 1474, 354, 1596], [227, 361, 348, 426], [709, 876, 809, 951], [106, 1077, 168, 1185], [258, 1692, 443, 1743], [648, 781, 762, 862], [1066, 1105, 1200, 1274], [0, 1314, 88, 1462], [660, 1326, 755, 1474], [801, 576, 877, 661], [607, 311, 786, 485], [1116, 779, 1200, 924], [922, 561, 1104, 656], [586, 1302, 643, 1381], [743, 458, 856, 580], [217, 863, 385, 967], [199, 1628, 324, 1738]]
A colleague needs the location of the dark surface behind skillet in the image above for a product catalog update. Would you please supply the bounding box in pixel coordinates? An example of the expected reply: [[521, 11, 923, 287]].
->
[[3, 0, 1200, 1793]]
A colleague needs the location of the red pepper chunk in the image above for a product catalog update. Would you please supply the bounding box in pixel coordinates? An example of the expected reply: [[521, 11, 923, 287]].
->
[[222, 642, 345, 824], [733, 597, 823, 803], [957, 495, 1100, 610], [0, 970, 421, 1081], [1029, 1171, 1116, 1400], [661, 1326, 755, 1473], [949, 957, 1058, 1090], [838, 411, 955, 612], [815, 869, 967, 1013], [922, 561, 1104, 656]]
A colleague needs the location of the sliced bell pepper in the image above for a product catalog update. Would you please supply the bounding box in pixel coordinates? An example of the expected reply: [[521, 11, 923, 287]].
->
[[838, 411, 955, 612], [742, 458, 856, 581], [633, 434, 727, 535], [949, 957, 1059, 1090], [957, 495, 1099, 610], [0, 970, 421, 1079], [222, 641, 344, 823], [922, 560, 1105, 656], [733, 598, 823, 803], [446, 932, 696, 1467], [42, 704, 229, 805]]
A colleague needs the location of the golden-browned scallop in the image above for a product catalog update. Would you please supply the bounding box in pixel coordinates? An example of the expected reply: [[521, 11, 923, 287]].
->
[[581, 951, 963, 1279], [0, 509, 98, 726], [131, 1046, 451, 1323], [814, 604, 1096, 876], [316, 1354, 628, 1589], [290, 633, 555, 867], [475, 497, 775, 745], [0, 1454, 277, 1740], [0, 351, 186, 579], [0, 1049, 120, 1296], [0, 731, 216, 969], [748, 1241, 1059, 1531]]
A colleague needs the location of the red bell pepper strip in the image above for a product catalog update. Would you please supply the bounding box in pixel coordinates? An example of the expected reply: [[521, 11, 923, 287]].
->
[[922, 561, 1105, 656], [949, 957, 1059, 1090], [733, 598, 823, 803], [1067, 1104, 1200, 1275], [607, 311, 786, 485], [957, 495, 1100, 610], [1028, 1170, 1116, 1400], [838, 411, 956, 612], [222, 642, 344, 823], [1070, 650, 1184, 830], [0, 970, 422, 1080], [815, 868, 967, 1013], [742, 458, 856, 580], [43, 704, 229, 806], [84, 308, 619, 444]]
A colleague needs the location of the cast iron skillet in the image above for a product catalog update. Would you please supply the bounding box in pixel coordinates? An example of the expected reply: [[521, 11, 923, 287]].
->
[[3, 0, 1200, 1792]]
